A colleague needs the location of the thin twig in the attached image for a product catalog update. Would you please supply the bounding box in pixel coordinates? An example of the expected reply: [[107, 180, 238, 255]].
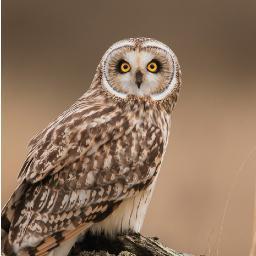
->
[[215, 146, 256, 256], [249, 177, 256, 256]]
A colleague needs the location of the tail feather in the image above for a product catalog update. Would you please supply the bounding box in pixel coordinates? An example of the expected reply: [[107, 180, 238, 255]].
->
[[15, 223, 92, 256], [35, 223, 92, 256]]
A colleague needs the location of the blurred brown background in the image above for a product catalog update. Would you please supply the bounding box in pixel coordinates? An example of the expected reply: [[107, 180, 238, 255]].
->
[[2, 1, 256, 255]]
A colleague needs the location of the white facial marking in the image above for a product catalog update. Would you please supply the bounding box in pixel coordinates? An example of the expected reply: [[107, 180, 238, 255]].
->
[[113, 50, 155, 97]]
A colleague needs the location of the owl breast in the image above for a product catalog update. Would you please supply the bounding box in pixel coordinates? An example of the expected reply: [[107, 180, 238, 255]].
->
[[89, 101, 170, 237]]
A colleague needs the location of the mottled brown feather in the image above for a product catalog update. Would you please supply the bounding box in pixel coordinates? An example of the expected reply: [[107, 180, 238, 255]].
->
[[2, 38, 181, 255]]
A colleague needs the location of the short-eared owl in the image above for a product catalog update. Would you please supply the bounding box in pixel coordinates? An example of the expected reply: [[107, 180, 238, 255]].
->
[[2, 38, 181, 256]]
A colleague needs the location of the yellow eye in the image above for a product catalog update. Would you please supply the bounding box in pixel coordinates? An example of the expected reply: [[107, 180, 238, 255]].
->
[[147, 61, 158, 73], [120, 62, 131, 73]]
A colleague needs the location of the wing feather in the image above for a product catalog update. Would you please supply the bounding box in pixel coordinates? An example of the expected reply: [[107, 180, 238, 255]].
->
[[4, 88, 166, 254], [18, 96, 132, 184]]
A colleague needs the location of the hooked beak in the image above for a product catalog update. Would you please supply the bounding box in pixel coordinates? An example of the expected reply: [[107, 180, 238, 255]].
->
[[135, 70, 143, 88]]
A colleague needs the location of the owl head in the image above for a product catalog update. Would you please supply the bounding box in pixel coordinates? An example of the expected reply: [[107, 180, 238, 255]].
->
[[99, 38, 181, 101]]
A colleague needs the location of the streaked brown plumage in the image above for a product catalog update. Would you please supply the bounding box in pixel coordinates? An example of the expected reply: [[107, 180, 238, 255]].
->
[[2, 38, 181, 256]]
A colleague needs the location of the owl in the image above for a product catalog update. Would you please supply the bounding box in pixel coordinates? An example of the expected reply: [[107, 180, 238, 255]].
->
[[2, 37, 181, 256]]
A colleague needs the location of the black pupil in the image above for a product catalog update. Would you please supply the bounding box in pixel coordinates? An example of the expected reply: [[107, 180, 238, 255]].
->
[[123, 64, 128, 69], [150, 64, 155, 69]]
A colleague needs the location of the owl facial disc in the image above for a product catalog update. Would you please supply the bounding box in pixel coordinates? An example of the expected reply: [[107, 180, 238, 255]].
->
[[101, 38, 181, 101]]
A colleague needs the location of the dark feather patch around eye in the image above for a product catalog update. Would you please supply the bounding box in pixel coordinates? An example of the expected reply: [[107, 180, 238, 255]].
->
[[116, 59, 127, 73], [150, 59, 162, 73], [115, 59, 123, 72]]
